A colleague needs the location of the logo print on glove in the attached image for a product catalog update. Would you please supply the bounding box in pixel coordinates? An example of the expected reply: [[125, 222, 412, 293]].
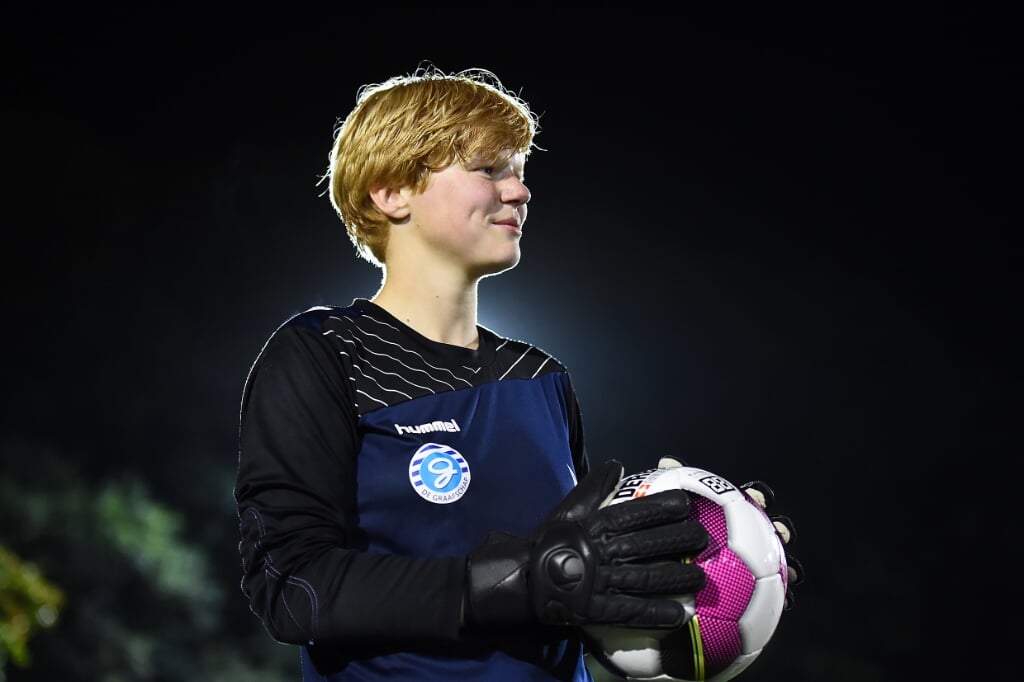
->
[[408, 443, 471, 504]]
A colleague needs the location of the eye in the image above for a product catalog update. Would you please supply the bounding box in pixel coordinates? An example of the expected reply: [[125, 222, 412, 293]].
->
[[469, 155, 524, 181]]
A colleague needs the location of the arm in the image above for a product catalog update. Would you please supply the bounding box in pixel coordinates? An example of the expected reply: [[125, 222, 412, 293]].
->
[[234, 323, 464, 644], [236, 322, 710, 646]]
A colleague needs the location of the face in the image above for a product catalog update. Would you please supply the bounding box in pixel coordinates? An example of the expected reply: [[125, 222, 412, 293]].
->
[[400, 152, 531, 279]]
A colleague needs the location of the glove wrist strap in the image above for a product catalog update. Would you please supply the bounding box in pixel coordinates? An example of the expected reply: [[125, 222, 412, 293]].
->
[[464, 534, 533, 627]]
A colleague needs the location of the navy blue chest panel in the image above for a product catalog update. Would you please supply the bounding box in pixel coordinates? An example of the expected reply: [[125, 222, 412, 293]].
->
[[356, 372, 577, 557]]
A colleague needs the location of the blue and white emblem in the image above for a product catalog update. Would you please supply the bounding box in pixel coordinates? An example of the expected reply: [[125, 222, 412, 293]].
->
[[408, 443, 471, 504]]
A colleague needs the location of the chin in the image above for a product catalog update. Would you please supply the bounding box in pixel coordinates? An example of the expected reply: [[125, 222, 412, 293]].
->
[[478, 255, 521, 279]]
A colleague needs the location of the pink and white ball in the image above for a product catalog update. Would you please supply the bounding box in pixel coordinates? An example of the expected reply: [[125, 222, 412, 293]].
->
[[584, 459, 788, 682]]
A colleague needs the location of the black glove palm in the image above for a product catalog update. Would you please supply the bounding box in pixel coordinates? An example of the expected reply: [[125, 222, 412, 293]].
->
[[465, 460, 708, 630]]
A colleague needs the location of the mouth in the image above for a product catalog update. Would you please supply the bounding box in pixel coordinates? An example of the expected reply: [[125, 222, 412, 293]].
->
[[494, 220, 522, 237]]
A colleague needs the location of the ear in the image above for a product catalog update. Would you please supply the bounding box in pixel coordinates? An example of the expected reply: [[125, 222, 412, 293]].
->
[[369, 186, 410, 221]]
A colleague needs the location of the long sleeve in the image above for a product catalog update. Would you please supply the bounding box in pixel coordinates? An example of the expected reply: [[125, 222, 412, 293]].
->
[[234, 323, 464, 645]]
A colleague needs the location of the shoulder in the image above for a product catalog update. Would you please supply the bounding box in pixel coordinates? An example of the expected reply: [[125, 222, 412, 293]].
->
[[482, 327, 572, 380], [265, 303, 377, 346], [279, 304, 361, 332], [260, 302, 426, 373], [248, 304, 360, 370]]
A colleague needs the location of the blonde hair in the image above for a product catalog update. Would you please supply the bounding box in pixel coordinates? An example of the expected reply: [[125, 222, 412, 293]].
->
[[324, 63, 540, 266]]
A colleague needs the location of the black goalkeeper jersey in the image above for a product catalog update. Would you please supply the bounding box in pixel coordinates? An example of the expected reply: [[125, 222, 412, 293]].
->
[[235, 299, 594, 681]]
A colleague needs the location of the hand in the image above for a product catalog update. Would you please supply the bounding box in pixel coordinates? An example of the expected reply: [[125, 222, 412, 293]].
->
[[464, 459, 709, 630], [740, 479, 804, 609], [656, 457, 804, 610]]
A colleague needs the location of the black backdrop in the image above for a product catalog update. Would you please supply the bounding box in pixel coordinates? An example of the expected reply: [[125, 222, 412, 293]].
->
[[2, 6, 1016, 681]]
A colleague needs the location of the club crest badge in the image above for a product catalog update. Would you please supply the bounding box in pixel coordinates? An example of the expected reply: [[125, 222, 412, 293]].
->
[[408, 443, 471, 504]]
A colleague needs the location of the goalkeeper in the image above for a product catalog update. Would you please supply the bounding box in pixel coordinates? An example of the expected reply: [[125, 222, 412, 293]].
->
[[234, 63, 800, 682]]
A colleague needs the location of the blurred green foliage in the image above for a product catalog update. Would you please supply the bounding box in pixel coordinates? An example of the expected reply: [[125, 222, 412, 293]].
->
[[0, 437, 294, 681], [0, 544, 63, 670]]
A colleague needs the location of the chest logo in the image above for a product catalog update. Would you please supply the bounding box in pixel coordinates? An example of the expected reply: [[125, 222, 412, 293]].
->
[[408, 443, 471, 504]]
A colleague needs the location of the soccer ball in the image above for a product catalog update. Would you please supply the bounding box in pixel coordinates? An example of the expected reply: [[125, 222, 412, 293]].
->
[[583, 458, 788, 682]]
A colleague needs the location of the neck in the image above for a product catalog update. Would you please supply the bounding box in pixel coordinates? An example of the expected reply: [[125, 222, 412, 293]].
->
[[370, 268, 481, 349]]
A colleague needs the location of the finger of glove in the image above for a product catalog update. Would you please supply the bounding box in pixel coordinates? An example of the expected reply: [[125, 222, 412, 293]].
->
[[587, 592, 692, 629], [785, 553, 804, 586], [599, 559, 706, 596], [551, 460, 625, 523], [782, 554, 802, 611], [770, 514, 797, 544], [741, 480, 776, 509], [595, 520, 709, 562], [586, 490, 692, 536]]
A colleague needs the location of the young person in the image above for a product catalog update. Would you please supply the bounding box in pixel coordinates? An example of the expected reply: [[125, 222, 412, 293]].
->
[[234, 64, 800, 681]]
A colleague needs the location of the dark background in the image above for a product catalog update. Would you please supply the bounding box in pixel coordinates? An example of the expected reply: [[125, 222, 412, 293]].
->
[[2, 6, 1016, 681]]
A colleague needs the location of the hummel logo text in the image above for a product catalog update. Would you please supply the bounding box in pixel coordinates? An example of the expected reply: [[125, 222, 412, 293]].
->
[[395, 418, 461, 435]]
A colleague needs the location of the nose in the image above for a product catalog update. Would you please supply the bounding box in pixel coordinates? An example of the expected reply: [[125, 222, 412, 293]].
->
[[503, 176, 531, 206]]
